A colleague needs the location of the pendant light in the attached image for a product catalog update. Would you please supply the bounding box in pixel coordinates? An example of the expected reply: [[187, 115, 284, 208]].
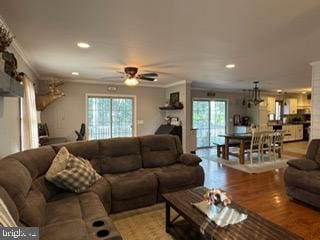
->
[[248, 81, 264, 105], [242, 90, 246, 106]]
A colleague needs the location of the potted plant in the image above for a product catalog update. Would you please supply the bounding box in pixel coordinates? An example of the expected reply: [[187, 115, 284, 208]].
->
[[0, 25, 18, 79]]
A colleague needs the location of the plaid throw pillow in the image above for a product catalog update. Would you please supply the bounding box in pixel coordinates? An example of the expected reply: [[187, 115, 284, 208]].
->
[[53, 155, 101, 193]]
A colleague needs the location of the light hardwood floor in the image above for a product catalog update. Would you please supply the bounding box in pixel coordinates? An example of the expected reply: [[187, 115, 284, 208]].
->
[[198, 142, 320, 240]]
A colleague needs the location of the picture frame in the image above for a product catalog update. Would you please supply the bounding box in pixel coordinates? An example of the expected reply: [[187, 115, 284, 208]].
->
[[169, 92, 179, 105]]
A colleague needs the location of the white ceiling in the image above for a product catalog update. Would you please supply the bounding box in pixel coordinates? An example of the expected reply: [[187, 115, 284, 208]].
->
[[1, 0, 320, 91]]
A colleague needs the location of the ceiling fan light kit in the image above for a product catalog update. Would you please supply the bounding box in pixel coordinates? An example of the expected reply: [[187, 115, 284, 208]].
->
[[121, 66, 159, 86], [124, 77, 139, 86]]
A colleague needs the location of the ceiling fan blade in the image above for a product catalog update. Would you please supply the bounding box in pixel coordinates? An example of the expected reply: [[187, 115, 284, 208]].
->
[[99, 76, 123, 81], [139, 72, 158, 77], [140, 62, 179, 69], [137, 76, 156, 81]]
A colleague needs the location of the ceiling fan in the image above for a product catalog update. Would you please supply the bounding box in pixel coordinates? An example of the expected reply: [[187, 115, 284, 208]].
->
[[119, 67, 158, 86]]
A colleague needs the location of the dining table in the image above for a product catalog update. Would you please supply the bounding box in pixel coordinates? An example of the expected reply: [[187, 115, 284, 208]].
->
[[218, 133, 252, 164]]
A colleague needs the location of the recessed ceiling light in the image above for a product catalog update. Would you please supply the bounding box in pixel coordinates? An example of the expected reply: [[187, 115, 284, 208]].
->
[[225, 64, 236, 69], [277, 89, 282, 93], [77, 42, 90, 48], [153, 79, 158, 82], [302, 91, 306, 94], [72, 72, 79, 75]]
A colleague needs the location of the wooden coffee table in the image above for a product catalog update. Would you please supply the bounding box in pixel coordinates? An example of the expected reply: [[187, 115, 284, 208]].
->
[[163, 187, 302, 240]]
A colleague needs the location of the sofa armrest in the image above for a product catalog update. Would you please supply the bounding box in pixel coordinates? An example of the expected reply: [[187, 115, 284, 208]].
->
[[287, 159, 319, 171], [178, 153, 202, 166]]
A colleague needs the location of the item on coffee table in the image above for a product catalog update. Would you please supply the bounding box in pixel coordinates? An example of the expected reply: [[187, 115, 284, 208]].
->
[[203, 188, 232, 207]]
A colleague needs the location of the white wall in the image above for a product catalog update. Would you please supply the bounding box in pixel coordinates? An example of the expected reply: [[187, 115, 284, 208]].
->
[[40, 82, 166, 141], [311, 61, 320, 139], [0, 97, 20, 157]]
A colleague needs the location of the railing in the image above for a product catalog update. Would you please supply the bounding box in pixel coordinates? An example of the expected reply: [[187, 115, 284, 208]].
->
[[88, 126, 132, 140]]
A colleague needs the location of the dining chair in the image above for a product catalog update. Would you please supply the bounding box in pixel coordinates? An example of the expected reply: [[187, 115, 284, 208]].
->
[[245, 131, 262, 165], [260, 131, 273, 162], [270, 130, 284, 160]]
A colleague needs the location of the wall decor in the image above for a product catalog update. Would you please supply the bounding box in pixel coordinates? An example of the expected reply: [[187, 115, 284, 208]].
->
[[169, 92, 179, 105], [36, 81, 65, 111], [0, 25, 14, 53]]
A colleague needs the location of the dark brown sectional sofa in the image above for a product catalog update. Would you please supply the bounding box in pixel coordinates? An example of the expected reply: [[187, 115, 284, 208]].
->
[[0, 135, 204, 240], [284, 139, 320, 208]]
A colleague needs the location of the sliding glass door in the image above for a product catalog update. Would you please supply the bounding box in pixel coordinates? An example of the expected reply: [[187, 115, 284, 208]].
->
[[87, 96, 134, 140], [192, 99, 227, 148]]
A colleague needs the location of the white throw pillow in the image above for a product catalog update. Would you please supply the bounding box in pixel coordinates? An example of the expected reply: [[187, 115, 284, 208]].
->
[[0, 198, 17, 227], [45, 146, 70, 182]]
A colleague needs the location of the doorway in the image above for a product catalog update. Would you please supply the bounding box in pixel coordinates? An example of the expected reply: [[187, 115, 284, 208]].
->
[[192, 99, 227, 148], [86, 95, 135, 140]]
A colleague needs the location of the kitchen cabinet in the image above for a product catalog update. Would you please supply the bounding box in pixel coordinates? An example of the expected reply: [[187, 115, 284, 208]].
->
[[294, 125, 303, 140], [266, 97, 276, 113], [284, 98, 298, 114], [283, 124, 303, 142]]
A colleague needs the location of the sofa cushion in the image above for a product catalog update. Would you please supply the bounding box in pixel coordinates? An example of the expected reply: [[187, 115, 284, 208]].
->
[[150, 164, 204, 194], [285, 167, 320, 194], [140, 135, 178, 168], [52, 140, 100, 173], [99, 137, 142, 174], [19, 189, 46, 226], [32, 176, 63, 201], [103, 169, 158, 200], [45, 192, 106, 225], [45, 195, 81, 225], [40, 219, 88, 240], [178, 153, 202, 166], [82, 177, 111, 213], [9, 146, 56, 180], [306, 139, 320, 161], [52, 155, 101, 193], [0, 158, 32, 210], [287, 159, 319, 171], [315, 144, 320, 165]]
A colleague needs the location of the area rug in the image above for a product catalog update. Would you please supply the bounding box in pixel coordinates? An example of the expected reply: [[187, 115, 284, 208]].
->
[[110, 204, 175, 240], [202, 154, 291, 174]]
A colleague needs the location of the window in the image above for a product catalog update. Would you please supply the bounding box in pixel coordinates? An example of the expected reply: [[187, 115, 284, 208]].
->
[[86, 95, 135, 140], [275, 100, 282, 120], [192, 99, 227, 148]]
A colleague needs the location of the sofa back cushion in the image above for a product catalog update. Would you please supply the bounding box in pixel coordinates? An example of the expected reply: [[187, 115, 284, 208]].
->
[[0, 158, 32, 210], [52, 140, 100, 173], [306, 139, 320, 162], [99, 137, 142, 174], [9, 146, 56, 180], [140, 135, 179, 168], [19, 189, 46, 227]]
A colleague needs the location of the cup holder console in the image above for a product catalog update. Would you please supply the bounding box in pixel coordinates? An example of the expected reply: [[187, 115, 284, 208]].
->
[[89, 217, 121, 240], [96, 229, 110, 238], [92, 220, 105, 227]]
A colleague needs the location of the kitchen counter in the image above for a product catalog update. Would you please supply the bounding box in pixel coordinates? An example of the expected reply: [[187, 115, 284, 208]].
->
[[268, 122, 310, 126]]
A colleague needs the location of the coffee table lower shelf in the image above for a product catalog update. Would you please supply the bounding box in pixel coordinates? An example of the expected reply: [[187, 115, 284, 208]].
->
[[166, 219, 206, 240]]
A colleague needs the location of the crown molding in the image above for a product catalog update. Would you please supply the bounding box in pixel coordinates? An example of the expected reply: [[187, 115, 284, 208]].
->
[[310, 61, 320, 67], [163, 80, 187, 88], [40, 77, 168, 88], [0, 15, 40, 80]]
